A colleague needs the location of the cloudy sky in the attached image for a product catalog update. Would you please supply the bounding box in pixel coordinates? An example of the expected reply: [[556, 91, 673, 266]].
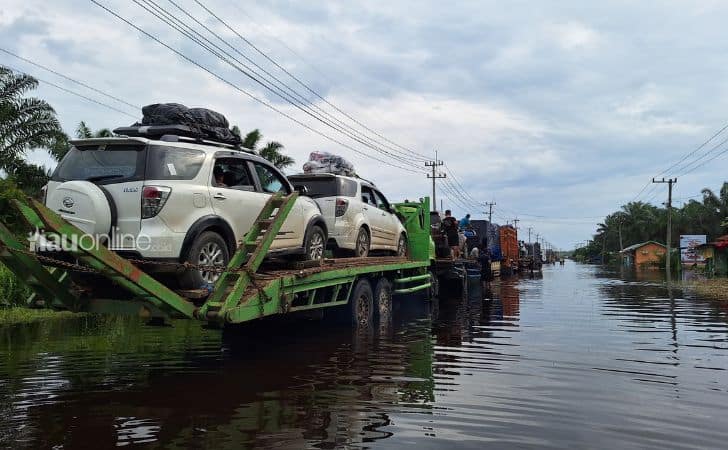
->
[[2, 0, 728, 248]]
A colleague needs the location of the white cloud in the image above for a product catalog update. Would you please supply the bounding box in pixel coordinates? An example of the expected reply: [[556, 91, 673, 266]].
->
[[3, 0, 728, 247]]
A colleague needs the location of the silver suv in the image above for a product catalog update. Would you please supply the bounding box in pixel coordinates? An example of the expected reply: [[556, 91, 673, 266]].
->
[[44, 135, 327, 288], [288, 173, 407, 257]]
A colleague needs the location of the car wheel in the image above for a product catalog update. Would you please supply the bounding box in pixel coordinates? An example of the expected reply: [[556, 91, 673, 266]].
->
[[349, 278, 374, 328], [396, 233, 407, 257], [304, 225, 326, 261], [354, 227, 370, 258], [178, 231, 230, 289]]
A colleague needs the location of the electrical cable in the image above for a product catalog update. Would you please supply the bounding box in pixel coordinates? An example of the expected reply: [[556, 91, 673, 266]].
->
[[134, 0, 424, 172], [1, 63, 139, 119], [194, 0, 433, 163], [152, 0, 426, 167], [90, 0, 425, 174]]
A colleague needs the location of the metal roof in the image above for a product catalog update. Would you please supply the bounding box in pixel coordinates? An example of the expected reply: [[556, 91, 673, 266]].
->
[[620, 241, 666, 253]]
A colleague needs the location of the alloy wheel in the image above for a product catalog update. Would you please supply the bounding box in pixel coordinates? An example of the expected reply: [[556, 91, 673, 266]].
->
[[198, 241, 225, 283]]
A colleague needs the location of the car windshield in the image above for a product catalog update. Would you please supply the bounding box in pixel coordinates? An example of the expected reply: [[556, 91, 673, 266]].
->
[[52, 144, 146, 183], [289, 177, 357, 198]]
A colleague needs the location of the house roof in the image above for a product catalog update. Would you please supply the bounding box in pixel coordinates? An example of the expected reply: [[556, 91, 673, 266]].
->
[[620, 241, 666, 253]]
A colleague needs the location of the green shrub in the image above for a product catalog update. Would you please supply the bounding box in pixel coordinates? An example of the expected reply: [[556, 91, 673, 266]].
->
[[0, 262, 29, 307], [0, 178, 30, 236]]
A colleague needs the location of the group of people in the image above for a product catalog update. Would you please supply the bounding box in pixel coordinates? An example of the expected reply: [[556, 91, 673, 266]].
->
[[440, 210, 493, 286]]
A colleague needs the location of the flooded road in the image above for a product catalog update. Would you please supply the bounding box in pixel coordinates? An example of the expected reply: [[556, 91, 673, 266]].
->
[[1, 261, 728, 448]]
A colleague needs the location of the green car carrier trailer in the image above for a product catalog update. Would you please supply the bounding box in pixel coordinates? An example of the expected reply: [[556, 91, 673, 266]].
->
[[0, 194, 437, 328]]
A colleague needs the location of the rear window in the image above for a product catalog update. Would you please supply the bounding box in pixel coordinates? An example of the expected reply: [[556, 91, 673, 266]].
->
[[289, 177, 357, 198], [51, 144, 205, 183], [52, 144, 146, 183], [146, 145, 205, 180]]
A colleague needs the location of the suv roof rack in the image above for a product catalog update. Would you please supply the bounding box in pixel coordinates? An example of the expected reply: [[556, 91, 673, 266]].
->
[[113, 125, 254, 153]]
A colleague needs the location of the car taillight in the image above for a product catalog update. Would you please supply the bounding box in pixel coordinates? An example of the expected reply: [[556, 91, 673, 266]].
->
[[335, 198, 349, 217], [141, 185, 171, 219]]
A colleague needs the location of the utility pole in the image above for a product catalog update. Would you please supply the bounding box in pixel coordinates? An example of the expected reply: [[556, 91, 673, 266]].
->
[[652, 178, 677, 282], [484, 201, 496, 223], [425, 151, 446, 212], [512, 218, 520, 231]]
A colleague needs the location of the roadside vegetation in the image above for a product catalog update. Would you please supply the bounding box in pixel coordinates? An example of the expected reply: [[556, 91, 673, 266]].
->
[[575, 186, 728, 264], [0, 65, 295, 322]]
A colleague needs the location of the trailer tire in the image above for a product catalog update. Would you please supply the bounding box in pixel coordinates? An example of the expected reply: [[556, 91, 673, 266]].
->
[[374, 278, 393, 324], [349, 278, 374, 328]]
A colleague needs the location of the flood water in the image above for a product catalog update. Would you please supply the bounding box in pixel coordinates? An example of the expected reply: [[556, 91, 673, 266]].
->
[[1, 261, 728, 448]]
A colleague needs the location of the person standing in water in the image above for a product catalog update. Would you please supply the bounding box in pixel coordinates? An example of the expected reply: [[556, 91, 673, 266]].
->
[[442, 210, 460, 259]]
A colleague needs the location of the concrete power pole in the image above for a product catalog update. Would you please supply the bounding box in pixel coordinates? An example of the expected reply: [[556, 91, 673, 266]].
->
[[484, 201, 496, 223], [425, 150, 446, 212], [652, 177, 677, 282]]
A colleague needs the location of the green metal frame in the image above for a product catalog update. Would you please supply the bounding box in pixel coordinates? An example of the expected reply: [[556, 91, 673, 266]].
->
[[198, 192, 298, 322], [0, 194, 435, 326], [16, 199, 196, 319], [0, 222, 78, 309]]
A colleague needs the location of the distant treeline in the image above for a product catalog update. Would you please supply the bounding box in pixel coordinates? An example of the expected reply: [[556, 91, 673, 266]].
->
[[575, 183, 728, 261]]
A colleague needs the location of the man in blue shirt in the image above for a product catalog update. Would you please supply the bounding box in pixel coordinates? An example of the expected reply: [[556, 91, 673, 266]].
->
[[460, 213, 471, 229]]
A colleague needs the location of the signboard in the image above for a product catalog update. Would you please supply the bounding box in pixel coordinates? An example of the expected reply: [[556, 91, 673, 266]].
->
[[680, 235, 707, 264]]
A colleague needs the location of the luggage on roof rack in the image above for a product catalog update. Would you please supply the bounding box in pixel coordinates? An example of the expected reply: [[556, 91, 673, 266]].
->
[[114, 103, 243, 147]]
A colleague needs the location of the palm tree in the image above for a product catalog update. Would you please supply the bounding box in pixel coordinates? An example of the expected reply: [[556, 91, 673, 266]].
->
[[238, 128, 295, 170], [75, 121, 113, 139], [0, 66, 63, 173]]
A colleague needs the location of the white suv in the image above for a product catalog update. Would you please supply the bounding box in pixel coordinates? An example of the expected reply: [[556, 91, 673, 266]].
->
[[44, 135, 327, 288], [288, 174, 407, 257]]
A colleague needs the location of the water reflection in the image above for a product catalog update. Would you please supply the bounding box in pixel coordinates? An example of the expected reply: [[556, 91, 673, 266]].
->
[[2, 263, 728, 448]]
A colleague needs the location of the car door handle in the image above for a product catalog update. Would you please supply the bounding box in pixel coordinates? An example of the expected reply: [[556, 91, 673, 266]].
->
[[213, 193, 227, 200], [363, 207, 368, 211]]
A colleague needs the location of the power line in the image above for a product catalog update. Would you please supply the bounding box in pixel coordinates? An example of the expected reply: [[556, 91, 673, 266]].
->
[[2, 64, 139, 119], [149, 0, 425, 168], [90, 0, 424, 175], [193, 0, 432, 163], [132, 0, 424, 172], [0, 47, 141, 111], [671, 133, 728, 177]]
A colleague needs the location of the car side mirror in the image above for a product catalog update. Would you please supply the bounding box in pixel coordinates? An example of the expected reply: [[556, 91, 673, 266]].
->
[[295, 185, 309, 195]]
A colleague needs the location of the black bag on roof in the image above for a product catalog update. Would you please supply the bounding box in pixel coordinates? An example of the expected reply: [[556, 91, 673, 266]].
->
[[189, 107, 229, 129], [140, 103, 195, 126], [124, 103, 242, 146]]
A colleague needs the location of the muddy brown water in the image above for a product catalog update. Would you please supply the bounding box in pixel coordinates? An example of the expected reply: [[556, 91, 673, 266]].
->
[[1, 261, 727, 448]]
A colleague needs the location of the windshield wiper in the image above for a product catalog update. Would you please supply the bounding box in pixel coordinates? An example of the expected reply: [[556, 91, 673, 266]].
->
[[86, 175, 125, 182]]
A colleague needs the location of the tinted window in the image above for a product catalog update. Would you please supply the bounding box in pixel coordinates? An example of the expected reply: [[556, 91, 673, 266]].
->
[[52, 144, 146, 183], [253, 163, 289, 194], [212, 158, 253, 189], [340, 179, 357, 197], [146, 146, 205, 180], [287, 177, 358, 198], [361, 186, 376, 205], [289, 178, 337, 198], [373, 190, 390, 211]]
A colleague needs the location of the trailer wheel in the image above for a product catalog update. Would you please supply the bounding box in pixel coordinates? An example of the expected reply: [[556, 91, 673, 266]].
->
[[374, 278, 393, 324], [349, 278, 374, 328]]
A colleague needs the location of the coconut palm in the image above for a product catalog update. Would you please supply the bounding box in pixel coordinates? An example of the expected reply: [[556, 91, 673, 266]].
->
[[238, 128, 295, 170], [75, 121, 113, 139], [0, 66, 63, 172]]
